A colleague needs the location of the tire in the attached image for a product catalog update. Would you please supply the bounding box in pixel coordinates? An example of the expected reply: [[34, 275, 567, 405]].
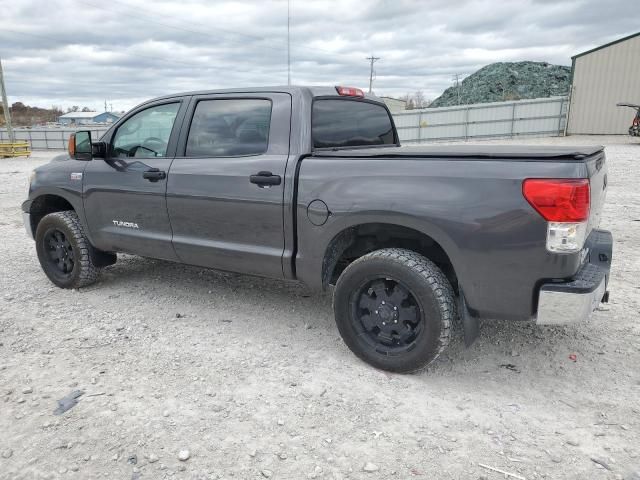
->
[[333, 248, 456, 373], [35, 211, 101, 289]]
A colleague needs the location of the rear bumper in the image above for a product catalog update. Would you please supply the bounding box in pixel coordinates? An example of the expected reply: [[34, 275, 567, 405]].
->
[[536, 229, 612, 325]]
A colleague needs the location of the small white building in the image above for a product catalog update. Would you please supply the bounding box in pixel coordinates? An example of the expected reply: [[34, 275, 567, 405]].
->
[[567, 31, 640, 135], [381, 97, 407, 113], [58, 111, 121, 126]]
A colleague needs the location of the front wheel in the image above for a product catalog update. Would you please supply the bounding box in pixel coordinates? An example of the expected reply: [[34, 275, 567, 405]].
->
[[35, 211, 101, 289], [333, 248, 456, 373]]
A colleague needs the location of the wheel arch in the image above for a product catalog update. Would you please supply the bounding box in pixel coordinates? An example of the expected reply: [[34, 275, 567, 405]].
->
[[27, 193, 79, 235], [321, 221, 462, 293]]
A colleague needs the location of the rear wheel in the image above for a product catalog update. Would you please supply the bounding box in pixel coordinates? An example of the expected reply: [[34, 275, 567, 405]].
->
[[333, 248, 456, 373], [35, 211, 102, 289]]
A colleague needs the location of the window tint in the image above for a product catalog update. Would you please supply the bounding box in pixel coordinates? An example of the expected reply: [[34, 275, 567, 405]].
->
[[186, 99, 271, 157], [312, 99, 395, 149], [112, 103, 180, 158]]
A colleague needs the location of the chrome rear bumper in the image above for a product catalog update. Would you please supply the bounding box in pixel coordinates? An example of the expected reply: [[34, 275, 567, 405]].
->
[[536, 229, 612, 325], [537, 274, 607, 325]]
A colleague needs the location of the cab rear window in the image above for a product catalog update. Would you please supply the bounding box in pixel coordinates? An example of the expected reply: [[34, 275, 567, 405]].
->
[[312, 99, 396, 149]]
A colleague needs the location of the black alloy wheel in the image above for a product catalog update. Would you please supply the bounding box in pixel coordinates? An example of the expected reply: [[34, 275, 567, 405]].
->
[[353, 277, 423, 354], [43, 228, 75, 279]]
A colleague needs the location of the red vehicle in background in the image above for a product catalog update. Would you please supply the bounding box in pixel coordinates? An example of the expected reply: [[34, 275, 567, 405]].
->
[[617, 102, 640, 137]]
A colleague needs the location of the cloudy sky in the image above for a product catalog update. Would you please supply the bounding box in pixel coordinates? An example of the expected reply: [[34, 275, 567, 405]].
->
[[0, 0, 638, 111]]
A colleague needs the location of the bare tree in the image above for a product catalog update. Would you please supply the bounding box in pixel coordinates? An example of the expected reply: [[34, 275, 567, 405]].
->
[[401, 91, 432, 110], [413, 90, 426, 109]]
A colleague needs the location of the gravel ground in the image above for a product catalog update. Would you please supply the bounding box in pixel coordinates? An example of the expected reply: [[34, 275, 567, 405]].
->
[[1, 136, 639, 480]]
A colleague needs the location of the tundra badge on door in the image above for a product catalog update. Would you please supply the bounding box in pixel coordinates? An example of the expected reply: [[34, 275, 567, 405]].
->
[[112, 220, 140, 229]]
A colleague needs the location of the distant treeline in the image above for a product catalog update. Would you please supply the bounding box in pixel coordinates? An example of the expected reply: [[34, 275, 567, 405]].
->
[[0, 103, 93, 127]]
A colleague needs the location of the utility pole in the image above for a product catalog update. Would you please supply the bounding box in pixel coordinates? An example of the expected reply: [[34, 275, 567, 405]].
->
[[452, 73, 462, 105], [104, 99, 108, 112], [366, 55, 380, 93], [287, 0, 291, 85], [0, 57, 15, 143]]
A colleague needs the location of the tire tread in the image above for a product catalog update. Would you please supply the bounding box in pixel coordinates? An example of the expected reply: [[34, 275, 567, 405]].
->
[[39, 211, 100, 288], [334, 248, 456, 372]]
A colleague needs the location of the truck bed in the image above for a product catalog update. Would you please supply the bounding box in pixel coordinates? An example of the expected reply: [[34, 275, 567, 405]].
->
[[297, 142, 608, 321]]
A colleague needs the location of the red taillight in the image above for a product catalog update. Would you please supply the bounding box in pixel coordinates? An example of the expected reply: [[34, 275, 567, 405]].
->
[[522, 179, 590, 222], [335, 86, 365, 97]]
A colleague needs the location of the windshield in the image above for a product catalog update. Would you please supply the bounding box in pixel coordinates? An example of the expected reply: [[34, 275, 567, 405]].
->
[[312, 99, 396, 149]]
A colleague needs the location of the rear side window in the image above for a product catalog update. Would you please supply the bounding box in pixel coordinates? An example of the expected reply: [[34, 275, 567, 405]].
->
[[312, 99, 396, 149], [186, 99, 271, 157]]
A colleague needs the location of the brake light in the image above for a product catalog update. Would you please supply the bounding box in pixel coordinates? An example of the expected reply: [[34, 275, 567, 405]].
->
[[523, 179, 590, 222], [336, 86, 365, 97]]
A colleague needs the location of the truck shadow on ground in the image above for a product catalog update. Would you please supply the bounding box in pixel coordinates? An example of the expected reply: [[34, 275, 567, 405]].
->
[[92, 254, 593, 376]]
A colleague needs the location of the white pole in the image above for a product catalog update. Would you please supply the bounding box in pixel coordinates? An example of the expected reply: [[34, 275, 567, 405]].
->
[[0, 57, 15, 143]]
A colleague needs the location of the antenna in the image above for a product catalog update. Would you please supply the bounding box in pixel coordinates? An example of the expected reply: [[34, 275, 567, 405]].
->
[[366, 55, 380, 93], [287, 0, 291, 85]]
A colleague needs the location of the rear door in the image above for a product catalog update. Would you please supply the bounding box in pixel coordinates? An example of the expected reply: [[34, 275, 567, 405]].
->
[[83, 99, 187, 260], [167, 92, 291, 278]]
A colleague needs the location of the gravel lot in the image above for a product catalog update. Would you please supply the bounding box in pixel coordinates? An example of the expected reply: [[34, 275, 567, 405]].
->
[[1, 136, 639, 480]]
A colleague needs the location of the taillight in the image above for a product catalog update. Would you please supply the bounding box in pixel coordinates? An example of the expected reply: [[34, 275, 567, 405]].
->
[[335, 86, 365, 97], [523, 179, 590, 222], [523, 178, 590, 253]]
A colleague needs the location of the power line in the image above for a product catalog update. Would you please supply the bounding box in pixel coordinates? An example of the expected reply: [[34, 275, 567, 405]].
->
[[1, 29, 219, 70], [366, 55, 380, 93], [79, 0, 339, 58]]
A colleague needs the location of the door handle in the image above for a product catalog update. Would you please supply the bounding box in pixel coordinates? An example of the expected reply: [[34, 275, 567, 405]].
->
[[142, 168, 166, 182], [249, 171, 281, 187]]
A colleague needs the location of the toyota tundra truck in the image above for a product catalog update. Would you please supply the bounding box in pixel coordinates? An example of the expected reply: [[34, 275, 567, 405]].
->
[[22, 86, 612, 372]]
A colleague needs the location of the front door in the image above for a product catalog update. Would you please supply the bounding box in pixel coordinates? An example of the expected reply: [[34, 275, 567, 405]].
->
[[167, 93, 291, 278], [83, 100, 185, 260]]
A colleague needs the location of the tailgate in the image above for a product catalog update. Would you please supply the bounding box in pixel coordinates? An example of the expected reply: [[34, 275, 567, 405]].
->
[[586, 150, 607, 233]]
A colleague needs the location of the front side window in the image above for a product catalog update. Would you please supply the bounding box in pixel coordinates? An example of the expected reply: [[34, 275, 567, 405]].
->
[[112, 103, 180, 158], [312, 99, 396, 149], [186, 99, 271, 157]]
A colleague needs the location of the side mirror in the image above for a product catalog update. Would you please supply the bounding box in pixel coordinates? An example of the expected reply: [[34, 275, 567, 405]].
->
[[69, 130, 92, 161]]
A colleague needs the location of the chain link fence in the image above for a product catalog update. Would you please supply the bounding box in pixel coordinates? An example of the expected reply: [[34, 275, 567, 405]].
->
[[0, 126, 109, 150]]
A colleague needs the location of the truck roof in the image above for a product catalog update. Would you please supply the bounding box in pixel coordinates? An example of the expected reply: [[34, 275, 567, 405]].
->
[[143, 86, 382, 105]]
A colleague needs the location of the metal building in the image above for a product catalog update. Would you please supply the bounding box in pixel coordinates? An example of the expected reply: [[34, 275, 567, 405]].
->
[[58, 111, 121, 126], [567, 31, 640, 134]]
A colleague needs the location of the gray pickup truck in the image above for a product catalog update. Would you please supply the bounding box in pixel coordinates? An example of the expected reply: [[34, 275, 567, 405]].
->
[[22, 86, 612, 372]]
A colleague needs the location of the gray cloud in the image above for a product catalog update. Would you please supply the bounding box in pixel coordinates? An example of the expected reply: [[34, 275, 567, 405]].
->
[[0, 0, 637, 111]]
